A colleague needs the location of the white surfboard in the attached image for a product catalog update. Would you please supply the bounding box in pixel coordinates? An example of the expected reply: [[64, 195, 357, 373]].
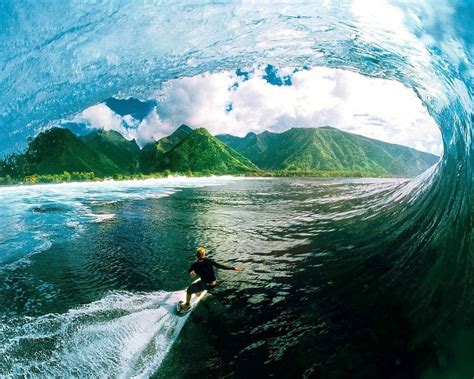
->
[[176, 279, 207, 316]]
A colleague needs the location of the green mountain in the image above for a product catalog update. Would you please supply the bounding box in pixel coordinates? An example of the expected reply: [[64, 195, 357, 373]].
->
[[155, 128, 258, 174], [21, 127, 121, 176], [217, 127, 438, 176], [139, 124, 193, 173], [0, 124, 439, 183], [81, 129, 140, 173]]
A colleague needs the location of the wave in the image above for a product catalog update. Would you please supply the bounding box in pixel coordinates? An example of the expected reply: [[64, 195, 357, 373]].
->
[[0, 0, 472, 377], [0, 290, 189, 378]]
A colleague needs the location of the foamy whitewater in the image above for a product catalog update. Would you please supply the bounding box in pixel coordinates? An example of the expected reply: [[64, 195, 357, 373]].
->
[[2, 289, 187, 378]]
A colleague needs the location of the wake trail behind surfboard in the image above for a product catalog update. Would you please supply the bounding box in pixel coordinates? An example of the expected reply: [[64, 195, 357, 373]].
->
[[0, 290, 192, 378]]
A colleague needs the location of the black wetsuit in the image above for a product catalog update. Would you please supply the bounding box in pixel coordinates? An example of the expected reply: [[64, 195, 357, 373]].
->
[[187, 258, 235, 294]]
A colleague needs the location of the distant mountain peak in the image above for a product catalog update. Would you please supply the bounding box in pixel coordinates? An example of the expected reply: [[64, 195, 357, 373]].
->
[[152, 127, 258, 173], [139, 124, 194, 173], [23, 127, 121, 176], [175, 124, 193, 133], [217, 126, 438, 176], [163, 124, 193, 141], [38, 126, 73, 137]]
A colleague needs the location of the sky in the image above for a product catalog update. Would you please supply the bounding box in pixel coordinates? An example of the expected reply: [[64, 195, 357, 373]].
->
[[69, 65, 443, 156]]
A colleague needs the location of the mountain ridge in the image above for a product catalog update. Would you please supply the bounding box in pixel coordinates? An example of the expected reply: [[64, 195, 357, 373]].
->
[[154, 128, 258, 174], [81, 129, 140, 173], [20, 128, 121, 176], [217, 126, 438, 176], [139, 124, 193, 173], [0, 125, 439, 183]]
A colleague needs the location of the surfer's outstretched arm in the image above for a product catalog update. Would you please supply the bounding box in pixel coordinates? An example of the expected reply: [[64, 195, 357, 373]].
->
[[210, 259, 241, 272]]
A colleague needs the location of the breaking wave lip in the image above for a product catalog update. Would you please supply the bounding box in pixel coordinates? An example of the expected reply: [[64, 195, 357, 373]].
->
[[0, 289, 191, 378]]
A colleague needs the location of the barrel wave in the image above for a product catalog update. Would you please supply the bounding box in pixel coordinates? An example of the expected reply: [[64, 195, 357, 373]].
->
[[0, 1, 472, 378]]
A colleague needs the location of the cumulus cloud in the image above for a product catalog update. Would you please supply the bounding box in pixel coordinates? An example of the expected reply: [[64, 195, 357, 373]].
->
[[134, 107, 175, 147], [73, 103, 139, 142], [73, 103, 175, 147], [72, 65, 442, 155], [77, 103, 124, 133], [153, 66, 442, 154]]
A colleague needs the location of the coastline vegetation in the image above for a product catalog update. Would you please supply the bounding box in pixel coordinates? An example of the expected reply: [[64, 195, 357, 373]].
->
[[0, 168, 403, 186], [0, 125, 437, 186]]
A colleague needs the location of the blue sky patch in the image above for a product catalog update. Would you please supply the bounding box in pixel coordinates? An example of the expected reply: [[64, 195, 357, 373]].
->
[[61, 121, 94, 136], [262, 65, 292, 86], [235, 68, 249, 81], [105, 97, 156, 121]]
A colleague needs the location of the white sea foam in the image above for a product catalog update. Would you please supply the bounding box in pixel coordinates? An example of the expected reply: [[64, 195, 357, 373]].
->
[[0, 290, 193, 378], [84, 212, 117, 223]]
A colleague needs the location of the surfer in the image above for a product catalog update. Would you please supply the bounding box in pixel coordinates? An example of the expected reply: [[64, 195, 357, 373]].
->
[[179, 247, 241, 312]]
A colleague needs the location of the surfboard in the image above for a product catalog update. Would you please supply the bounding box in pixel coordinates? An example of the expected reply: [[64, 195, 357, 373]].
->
[[176, 279, 207, 316]]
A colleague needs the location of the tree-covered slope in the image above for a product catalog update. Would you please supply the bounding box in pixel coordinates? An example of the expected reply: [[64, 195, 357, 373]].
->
[[156, 128, 258, 173], [22, 127, 121, 176], [81, 129, 140, 173], [217, 127, 438, 176], [139, 124, 193, 173], [0, 125, 439, 181]]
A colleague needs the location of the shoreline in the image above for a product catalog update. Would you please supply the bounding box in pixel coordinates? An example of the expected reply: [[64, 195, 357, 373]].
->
[[0, 171, 412, 188]]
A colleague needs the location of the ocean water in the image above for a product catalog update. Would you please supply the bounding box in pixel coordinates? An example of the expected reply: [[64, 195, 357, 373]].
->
[[0, 175, 470, 378], [0, 0, 472, 378]]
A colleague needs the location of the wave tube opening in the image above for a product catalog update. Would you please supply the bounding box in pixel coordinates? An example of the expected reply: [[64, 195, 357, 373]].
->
[[64, 65, 445, 163]]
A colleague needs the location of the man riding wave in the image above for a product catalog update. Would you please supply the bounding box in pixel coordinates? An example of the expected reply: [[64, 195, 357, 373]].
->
[[178, 247, 241, 312]]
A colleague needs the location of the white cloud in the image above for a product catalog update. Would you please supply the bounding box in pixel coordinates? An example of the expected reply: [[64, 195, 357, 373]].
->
[[72, 103, 173, 147], [152, 66, 442, 154], [122, 114, 138, 128], [73, 66, 443, 155], [76, 103, 124, 133], [134, 107, 174, 147], [155, 71, 241, 135]]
